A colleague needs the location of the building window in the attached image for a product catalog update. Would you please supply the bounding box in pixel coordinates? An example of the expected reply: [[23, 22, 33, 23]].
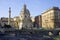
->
[[20, 16, 22, 18], [25, 16, 26, 17]]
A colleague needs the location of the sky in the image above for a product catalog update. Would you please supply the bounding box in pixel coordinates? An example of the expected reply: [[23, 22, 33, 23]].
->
[[0, 0, 60, 18]]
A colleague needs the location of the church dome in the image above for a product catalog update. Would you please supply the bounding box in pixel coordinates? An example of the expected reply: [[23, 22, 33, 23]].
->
[[19, 4, 33, 29], [20, 4, 30, 16]]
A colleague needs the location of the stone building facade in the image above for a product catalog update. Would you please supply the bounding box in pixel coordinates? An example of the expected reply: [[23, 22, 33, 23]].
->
[[0, 17, 15, 27], [0, 17, 20, 29], [35, 15, 42, 27], [41, 7, 60, 29]]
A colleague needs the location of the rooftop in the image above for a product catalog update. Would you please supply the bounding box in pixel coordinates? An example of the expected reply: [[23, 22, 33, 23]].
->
[[41, 7, 60, 14]]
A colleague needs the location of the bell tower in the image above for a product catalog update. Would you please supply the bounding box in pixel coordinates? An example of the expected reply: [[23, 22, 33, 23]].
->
[[8, 7, 11, 25]]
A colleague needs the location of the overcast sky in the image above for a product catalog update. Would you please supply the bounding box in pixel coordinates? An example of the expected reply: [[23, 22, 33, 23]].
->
[[0, 0, 60, 18]]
